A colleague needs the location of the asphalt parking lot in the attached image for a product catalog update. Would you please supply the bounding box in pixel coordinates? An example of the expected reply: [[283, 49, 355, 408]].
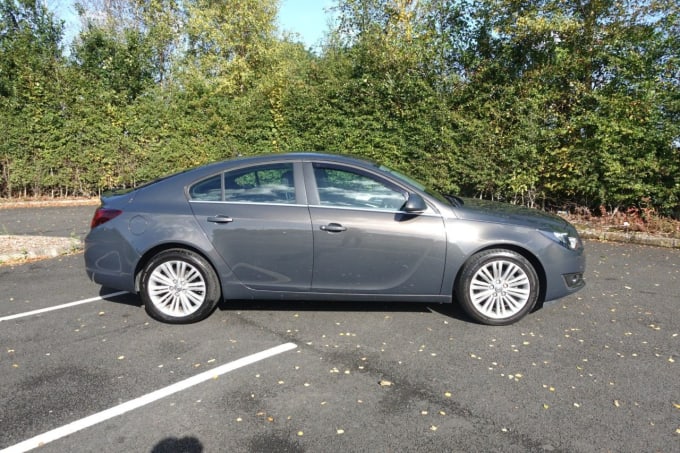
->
[[0, 206, 678, 452]]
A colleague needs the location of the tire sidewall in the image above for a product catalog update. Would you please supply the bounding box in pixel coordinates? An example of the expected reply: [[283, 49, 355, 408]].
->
[[456, 249, 539, 326], [140, 249, 221, 324]]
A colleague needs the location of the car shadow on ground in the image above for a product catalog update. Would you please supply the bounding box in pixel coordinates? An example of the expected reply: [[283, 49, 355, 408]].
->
[[97, 287, 474, 324], [219, 299, 474, 324], [98, 288, 142, 307]]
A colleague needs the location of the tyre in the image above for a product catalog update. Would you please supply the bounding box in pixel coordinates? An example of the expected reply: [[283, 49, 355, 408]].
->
[[456, 249, 539, 326], [140, 249, 221, 324]]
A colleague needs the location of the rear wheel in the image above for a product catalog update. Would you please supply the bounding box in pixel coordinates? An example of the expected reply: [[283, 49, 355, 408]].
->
[[140, 249, 221, 324], [456, 249, 539, 326]]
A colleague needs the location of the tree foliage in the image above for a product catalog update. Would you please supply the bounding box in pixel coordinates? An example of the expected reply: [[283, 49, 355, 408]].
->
[[0, 0, 678, 215]]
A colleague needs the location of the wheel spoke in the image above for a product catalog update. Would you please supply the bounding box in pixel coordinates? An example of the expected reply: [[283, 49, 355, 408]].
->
[[161, 262, 179, 281], [480, 297, 496, 316], [150, 270, 174, 287], [155, 290, 174, 308], [177, 292, 193, 313]]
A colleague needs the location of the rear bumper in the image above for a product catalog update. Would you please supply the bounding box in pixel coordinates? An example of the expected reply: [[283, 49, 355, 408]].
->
[[84, 229, 138, 293]]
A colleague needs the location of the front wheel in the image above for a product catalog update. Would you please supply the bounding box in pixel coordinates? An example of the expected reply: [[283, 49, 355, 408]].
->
[[140, 249, 221, 324], [456, 249, 539, 326]]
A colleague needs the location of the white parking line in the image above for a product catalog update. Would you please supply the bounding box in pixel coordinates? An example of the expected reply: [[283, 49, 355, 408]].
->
[[0, 291, 128, 323], [1, 342, 298, 453]]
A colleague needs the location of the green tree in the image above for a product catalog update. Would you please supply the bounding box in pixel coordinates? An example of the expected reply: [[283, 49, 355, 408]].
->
[[0, 0, 65, 197], [182, 0, 278, 94], [458, 0, 679, 212]]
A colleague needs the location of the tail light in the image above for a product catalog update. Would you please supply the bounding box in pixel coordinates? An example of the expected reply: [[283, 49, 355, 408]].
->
[[91, 208, 123, 229]]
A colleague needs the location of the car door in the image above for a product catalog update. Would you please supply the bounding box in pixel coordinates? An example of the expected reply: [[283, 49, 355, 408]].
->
[[305, 162, 447, 295], [189, 161, 313, 291]]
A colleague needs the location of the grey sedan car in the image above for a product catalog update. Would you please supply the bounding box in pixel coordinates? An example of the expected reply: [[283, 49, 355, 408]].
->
[[84, 153, 585, 325]]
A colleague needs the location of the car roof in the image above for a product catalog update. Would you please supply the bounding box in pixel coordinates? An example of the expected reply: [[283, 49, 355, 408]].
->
[[186, 152, 377, 177], [228, 152, 373, 165]]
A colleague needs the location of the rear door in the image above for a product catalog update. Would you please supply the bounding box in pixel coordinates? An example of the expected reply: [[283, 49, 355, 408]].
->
[[189, 161, 313, 291]]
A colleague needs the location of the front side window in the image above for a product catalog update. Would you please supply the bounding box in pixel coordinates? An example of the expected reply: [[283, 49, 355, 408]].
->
[[224, 163, 296, 204], [313, 165, 406, 210]]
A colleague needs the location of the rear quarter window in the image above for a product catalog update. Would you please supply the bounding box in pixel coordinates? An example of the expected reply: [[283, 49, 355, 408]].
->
[[189, 174, 223, 201]]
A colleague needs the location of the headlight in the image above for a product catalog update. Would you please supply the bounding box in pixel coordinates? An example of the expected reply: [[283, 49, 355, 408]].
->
[[541, 230, 582, 250]]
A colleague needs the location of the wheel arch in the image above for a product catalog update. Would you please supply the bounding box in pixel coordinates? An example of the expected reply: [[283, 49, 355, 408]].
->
[[134, 242, 221, 294], [454, 244, 547, 305]]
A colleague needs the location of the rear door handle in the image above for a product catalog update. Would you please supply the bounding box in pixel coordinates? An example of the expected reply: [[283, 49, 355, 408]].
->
[[320, 223, 347, 233], [207, 215, 234, 224]]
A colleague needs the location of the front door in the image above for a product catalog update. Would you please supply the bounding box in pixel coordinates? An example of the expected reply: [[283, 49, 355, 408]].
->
[[307, 163, 447, 295]]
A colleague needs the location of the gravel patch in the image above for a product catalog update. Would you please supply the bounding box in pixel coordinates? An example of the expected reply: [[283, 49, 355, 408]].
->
[[0, 235, 82, 265]]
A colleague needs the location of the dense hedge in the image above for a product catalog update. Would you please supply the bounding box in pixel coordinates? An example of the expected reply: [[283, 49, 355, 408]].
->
[[1, 0, 678, 215]]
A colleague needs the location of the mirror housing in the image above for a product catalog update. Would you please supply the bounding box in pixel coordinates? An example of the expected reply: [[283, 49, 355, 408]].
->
[[402, 193, 427, 213]]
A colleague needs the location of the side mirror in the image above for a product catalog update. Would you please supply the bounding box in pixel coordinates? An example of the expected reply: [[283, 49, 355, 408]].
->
[[402, 193, 427, 213]]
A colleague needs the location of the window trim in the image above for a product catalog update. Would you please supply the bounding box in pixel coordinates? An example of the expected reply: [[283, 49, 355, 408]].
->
[[188, 161, 306, 205], [306, 162, 408, 211]]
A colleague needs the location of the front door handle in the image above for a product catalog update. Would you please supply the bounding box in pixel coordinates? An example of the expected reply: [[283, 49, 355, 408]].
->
[[207, 215, 234, 224], [320, 223, 347, 233]]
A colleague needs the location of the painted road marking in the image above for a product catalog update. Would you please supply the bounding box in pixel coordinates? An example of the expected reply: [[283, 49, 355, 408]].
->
[[0, 291, 128, 322], [1, 342, 298, 453]]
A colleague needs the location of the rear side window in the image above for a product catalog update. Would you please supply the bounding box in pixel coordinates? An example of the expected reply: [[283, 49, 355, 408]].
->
[[224, 163, 296, 204], [189, 174, 223, 201]]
